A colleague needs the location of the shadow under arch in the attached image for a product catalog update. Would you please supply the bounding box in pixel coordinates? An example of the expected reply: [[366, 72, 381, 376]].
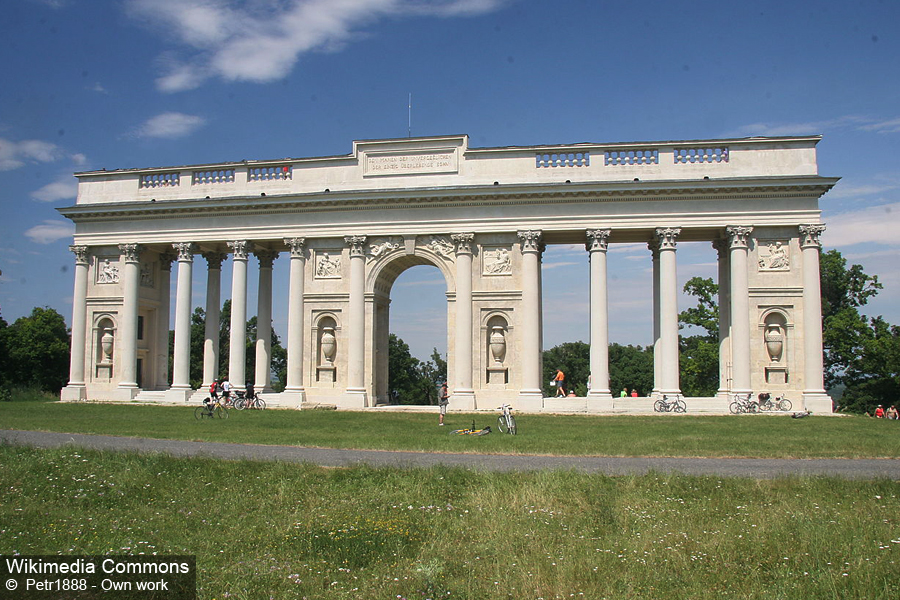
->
[[368, 249, 455, 405]]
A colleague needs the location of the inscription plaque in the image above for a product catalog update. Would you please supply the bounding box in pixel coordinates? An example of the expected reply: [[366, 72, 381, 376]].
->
[[364, 151, 458, 176]]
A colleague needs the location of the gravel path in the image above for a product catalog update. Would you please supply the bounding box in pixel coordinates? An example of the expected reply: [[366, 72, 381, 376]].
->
[[2, 429, 898, 479]]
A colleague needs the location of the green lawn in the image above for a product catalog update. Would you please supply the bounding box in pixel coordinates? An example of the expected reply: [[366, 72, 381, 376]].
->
[[1, 445, 898, 600], [1, 400, 899, 458]]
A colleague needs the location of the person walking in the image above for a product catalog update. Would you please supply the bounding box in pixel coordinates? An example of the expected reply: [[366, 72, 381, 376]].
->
[[554, 369, 566, 397], [221, 378, 232, 406], [438, 382, 449, 426]]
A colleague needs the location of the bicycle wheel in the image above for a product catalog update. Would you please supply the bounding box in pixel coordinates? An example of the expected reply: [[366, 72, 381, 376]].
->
[[194, 406, 209, 420], [654, 399, 666, 413], [214, 405, 229, 419], [508, 415, 517, 435], [497, 416, 508, 434], [675, 399, 686, 413], [729, 401, 741, 414], [778, 398, 792, 411], [747, 402, 759, 414], [256, 398, 266, 410], [233, 397, 245, 410]]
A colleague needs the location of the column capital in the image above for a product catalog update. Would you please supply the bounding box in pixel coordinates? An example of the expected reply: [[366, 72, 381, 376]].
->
[[202, 251, 227, 270], [517, 230, 543, 253], [158, 250, 177, 271], [654, 227, 681, 250], [585, 229, 611, 252], [799, 224, 826, 249], [255, 249, 279, 269], [227, 240, 253, 260], [172, 242, 196, 261], [712, 238, 729, 257], [451, 233, 475, 255], [284, 237, 307, 257], [118, 243, 142, 263], [726, 225, 754, 249], [69, 245, 89, 265], [345, 235, 368, 257]]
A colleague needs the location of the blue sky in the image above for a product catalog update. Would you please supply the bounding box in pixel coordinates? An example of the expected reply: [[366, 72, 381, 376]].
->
[[1, 0, 898, 362]]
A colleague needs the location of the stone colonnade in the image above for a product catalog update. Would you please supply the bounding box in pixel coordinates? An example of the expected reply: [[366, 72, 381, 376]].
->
[[63, 224, 828, 410]]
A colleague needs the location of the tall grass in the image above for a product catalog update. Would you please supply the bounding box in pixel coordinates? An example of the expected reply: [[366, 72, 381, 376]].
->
[[1, 445, 897, 599]]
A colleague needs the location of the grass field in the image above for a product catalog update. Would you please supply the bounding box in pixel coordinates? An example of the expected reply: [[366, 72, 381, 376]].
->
[[1, 445, 898, 600], [1, 399, 900, 458]]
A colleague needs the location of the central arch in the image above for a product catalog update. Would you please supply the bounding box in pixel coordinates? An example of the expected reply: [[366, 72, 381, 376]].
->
[[368, 247, 456, 405]]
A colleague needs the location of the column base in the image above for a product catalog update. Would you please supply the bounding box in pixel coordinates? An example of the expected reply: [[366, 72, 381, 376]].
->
[[165, 387, 195, 403], [450, 390, 476, 411], [586, 390, 614, 413], [113, 386, 140, 401], [60, 385, 87, 402], [516, 389, 544, 412], [339, 388, 368, 409], [801, 391, 834, 414], [280, 389, 307, 409]]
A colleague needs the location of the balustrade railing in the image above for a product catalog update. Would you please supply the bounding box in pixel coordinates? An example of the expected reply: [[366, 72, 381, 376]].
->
[[674, 147, 729, 164], [604, 149, 659, 166], [192, 169, 235, 185], [248, 165, 292, 182], [535, 152, 590, 168], [139, 172, 180, 189]]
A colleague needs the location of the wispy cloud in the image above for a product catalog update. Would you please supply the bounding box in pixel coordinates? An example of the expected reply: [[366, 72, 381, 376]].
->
[[24, 220, 75, 244], [729, 115, 900, 137], [0, 138, 62, 171], [824, 202, 900, 247], [135, 112, 206, 139], [31, 175, 77, 203], [126, 0, 510, 92]]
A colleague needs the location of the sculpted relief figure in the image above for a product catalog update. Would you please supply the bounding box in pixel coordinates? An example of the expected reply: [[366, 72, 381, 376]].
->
[[759, 241, 790, 271], [140, 263, 154, 287], [368, 238, 400, 261], [97, 258, 120, 284], [316, 252, 341, 278], [485, 247, 512, 275], [426, 235, 454, 258]]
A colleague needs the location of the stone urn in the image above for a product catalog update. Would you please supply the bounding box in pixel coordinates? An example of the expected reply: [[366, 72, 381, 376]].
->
[[321, 327, 336, 364], [765, 324, 784, 363], [99, 328, 114, 365], [489, 326, 506, 365]]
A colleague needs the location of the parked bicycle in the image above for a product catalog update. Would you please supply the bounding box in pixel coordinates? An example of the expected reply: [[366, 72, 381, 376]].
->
[[757, 392, 792, 412], [450, 420, 492, 436], [497, 404, 517, 435], [653, 394, 686, 413], [195, 397, 229, 420], [234, 386, 266, 410], [729, 392, 759, 414]]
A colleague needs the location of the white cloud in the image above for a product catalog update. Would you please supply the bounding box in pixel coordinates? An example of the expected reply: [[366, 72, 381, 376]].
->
[[24, 220, 75, 244], [127, 0, 510, 92], [729, 115, 900, 138], [0, 138, 62, 171], [136, 112, 206, 139], [31, 175, 78, 203], [823, 202, 900, 247], [858, 118, 900, 134]]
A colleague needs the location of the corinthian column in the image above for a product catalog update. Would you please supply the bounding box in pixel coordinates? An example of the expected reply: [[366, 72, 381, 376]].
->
[[343, 235, 368, 407], [586, 230, 613, 407], [283, 238, 307, 405], [726, 226, 753, 397], [799, 224, 831, 412], [451, 233, 476, 409], [117, 243, 142, 397], [254, 249, 279, 392], [61, 245, 89, 401], [712, 239, 731, 399], [201, 251, 226, 389], [170, 242, 196, 398], [655, 228, 681, 397], [227, 241, 252, 391], [517, 230, 544, 410], [155, 251, 175, 390]]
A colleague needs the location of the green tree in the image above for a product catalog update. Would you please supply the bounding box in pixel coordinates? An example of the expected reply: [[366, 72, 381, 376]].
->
[[678, 276, 720, 397], [542, 341, 591, 396], [0, 313, 10, 387], [5, 307, 70, 392], [608, 343, 654, 397]]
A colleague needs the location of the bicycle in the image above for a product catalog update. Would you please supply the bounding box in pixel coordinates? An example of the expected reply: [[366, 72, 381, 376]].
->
[[757, 392, 792, 412], [653, 394, 686, 413], [729, 392, 759, 414], [234, 389, 266, 410], [497, 404, 517, 435], [450, 420, 492, 436], [195, 397, 229, 420]]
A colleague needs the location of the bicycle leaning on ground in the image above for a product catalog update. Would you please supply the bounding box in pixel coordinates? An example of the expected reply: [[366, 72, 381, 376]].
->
[[496, 403, 517, 435], [653, 394, 686, 413], [729, 392, 759, 414], [450, 420, 492, 436], [195, 397, 229, 420], [757, 392, 792, 412]]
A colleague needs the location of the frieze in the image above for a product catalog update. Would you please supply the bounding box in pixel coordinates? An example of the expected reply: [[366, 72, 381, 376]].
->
[[757, 240, 790, 271], [483, 246, 512, 276], [96, 257, 120, 284], [315, 250, 342, 279]]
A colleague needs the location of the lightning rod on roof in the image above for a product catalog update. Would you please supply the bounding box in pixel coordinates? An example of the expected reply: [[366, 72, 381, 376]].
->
[[408, 93, 412, 138]]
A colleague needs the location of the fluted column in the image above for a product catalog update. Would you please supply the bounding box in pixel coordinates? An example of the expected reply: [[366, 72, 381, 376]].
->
[[726, 226, 753, 397], [586, 230, 613, 405], [227, 241, 252, 391], [344, 235, 368, 407], [117, 243, 142, 395], [655, 228, 681, 396], [155, 251, 175, 390], [254, 249, 278, 392], [517, 230, 544, 409], [61, 245, 89, 401], [799, 224, 830, 411], [170, 242, 195, 393], [713, 239, 731, 398], [201, 252, 226, 388], [284, 238, 307, 403], [451, 233, 476, 409], [648, 240, 661, 395]]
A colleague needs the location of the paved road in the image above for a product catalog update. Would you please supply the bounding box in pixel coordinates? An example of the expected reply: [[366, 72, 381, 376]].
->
[[2, 429, 898, 479]]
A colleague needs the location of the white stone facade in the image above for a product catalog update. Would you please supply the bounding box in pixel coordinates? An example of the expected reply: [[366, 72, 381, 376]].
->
[[59, 134, 836, 412]]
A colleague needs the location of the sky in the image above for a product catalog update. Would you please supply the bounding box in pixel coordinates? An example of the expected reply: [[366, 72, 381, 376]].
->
[[1, 0, 899, 363]]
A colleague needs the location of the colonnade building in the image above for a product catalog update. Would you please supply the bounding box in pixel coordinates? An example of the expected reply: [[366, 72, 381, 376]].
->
[[59, 134, 837, 413]]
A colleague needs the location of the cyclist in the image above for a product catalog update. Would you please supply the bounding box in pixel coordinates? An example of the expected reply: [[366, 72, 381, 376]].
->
[[221, 378, 232, 405]]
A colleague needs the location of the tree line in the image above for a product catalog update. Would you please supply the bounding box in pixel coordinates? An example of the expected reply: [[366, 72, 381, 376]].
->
[[1, 250, 897, 412]]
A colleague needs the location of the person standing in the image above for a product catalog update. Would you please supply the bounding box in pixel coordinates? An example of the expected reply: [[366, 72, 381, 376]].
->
[[875, 405, 885, 418], [620, 388, 628, 398], [438, 382, 449, 426], [221, 378, 232, 405], [630, 389, 639, 398]]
